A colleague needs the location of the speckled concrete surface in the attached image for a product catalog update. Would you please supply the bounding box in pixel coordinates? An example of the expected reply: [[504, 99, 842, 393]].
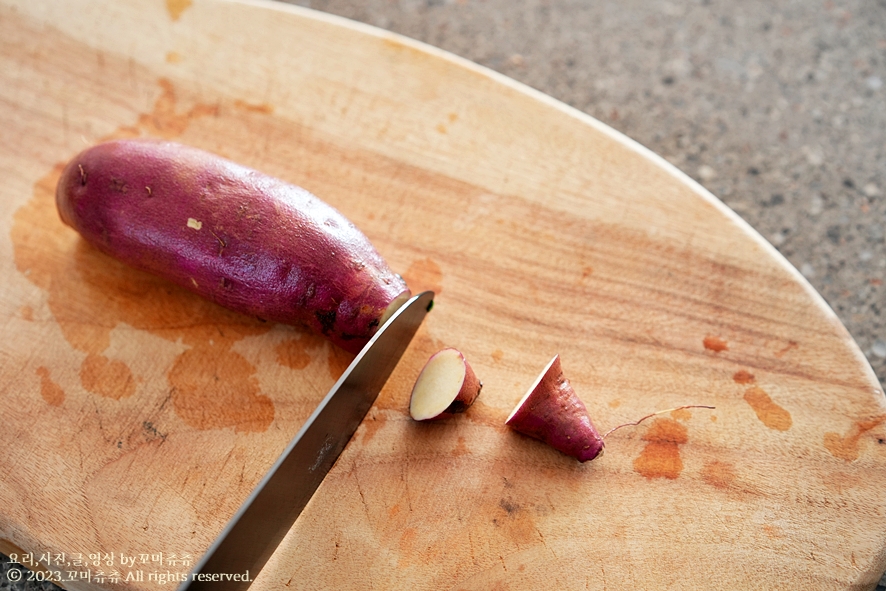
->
[[3, 0, 885, 589]]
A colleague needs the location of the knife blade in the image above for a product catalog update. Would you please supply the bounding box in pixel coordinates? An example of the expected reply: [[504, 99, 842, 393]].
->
[[177, 290, 434, 591]]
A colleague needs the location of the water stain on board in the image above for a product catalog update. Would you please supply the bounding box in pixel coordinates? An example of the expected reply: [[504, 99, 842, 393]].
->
[[733, 370, 755, 384], [824, 415, 886, 462], [700, 459, 762, 497], [36, 367, 65, 407], [168, 343, 273, 433], [275, 333, 325, 371], [135, 78, 219, 139], [700, 460, 736, 490], [743, 387, 792, 431], [452, 436, 469, 457], [327, 345, 353, 380], [275, 340, 312, 371], [233, 100, 274, 115], [670, 407, 693, 421], [435, 112, 459, 134], [703, 336, 729, 352], [11, 78, 282, 432], [166, 0, 193, 21], [633, 418, 688, 479], [822, 469, 863, 494], [80, 352, 138, 400]]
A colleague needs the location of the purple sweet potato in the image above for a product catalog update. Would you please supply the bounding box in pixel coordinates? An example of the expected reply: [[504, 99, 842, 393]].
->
[[55, 139, 410, 354], [505, 355, 604, 462], [506, 355, 715, 462]]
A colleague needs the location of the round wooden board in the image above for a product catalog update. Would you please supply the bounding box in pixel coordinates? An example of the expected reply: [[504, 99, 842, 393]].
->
[[1, 0, 885, 589]]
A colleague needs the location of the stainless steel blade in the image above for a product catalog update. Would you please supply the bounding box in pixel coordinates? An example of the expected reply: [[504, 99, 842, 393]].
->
[[177, 291, 434, 591]]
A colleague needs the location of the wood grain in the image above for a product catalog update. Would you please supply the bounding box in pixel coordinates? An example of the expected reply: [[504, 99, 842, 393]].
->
[[1, 0, 884, 589]]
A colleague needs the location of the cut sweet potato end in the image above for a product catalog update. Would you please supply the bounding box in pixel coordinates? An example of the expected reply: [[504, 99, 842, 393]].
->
[[410, 348, 481, 421], [506, 355, 604, 462], [506, 355, 558, 424], [379, 290, 412, 328]]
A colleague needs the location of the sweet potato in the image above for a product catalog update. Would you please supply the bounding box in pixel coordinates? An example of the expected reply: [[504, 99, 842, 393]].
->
[[409, 348, 482, 421], [506, 355, 715, 462], [55, 139, 410, 354], [505, 355, 604, 462]]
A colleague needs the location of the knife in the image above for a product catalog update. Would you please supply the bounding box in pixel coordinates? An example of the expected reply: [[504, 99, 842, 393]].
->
[[177, 290, 434, 591]]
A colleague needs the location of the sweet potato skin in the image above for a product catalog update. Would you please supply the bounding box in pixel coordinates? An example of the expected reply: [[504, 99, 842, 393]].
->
[[506, 355, 604, 462], [56, 139, 409, 354], [442, 352, 482, 415]]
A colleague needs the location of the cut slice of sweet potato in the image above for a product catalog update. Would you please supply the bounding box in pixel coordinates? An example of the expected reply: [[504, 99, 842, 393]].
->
[[506, 355, 604, 462], [409, 348, 482, 421]]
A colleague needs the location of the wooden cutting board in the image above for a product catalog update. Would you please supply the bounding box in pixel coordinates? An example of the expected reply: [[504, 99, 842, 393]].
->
[[2, 0, 885, 589]]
